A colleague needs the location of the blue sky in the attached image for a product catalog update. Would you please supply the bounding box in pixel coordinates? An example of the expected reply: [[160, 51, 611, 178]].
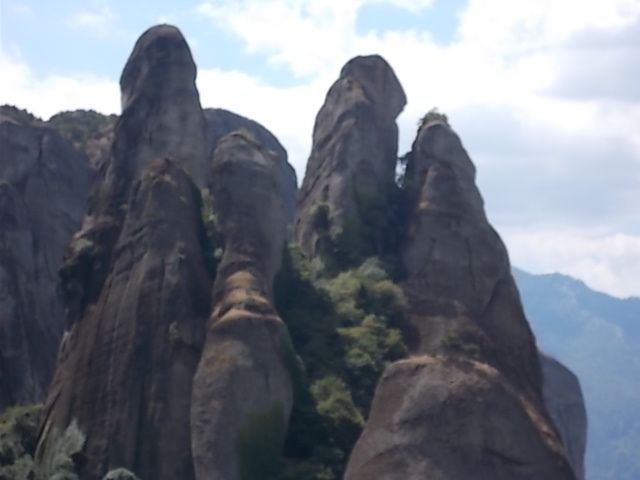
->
[[2, 0, 640, 297]]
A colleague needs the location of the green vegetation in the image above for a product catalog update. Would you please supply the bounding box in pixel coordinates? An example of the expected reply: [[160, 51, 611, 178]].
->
[[419, 107, 449, 128], [275, 248, 407, 479], [0, 404, 42, 480], [199, 188, 223, 276], [442, 331, 481, 357], [236, 404, 287, 480], [102, 468, 139, 480], [39, 420, 86, 480], [0, 105, 40, 125]]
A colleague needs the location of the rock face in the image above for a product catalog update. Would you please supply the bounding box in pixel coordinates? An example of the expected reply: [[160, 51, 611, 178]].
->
[[345, 119, 575, 479], [191, 131, 294, 480], [294, 55, 406, 261], [34, 25, 213, 480], [113, 24, 208, 191], [540, 353, 587, 480], [203, 108, 297, 225], [0, 112, 93, 412], [48, 110, 118, 168]]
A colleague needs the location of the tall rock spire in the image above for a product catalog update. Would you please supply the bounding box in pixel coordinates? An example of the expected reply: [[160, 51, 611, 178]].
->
[[35, 25, 213, 480], [191, 131, 294, 480], [345, 117, 576, 480], [294, 55, 406, 265]]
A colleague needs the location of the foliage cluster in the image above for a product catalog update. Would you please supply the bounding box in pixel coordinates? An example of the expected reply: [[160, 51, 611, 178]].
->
[[236, 404, 287, 480], [419, 107, 449, 129], [313, 191, 406, 275], [199, 188, 223, 276], [275, 249, 407, 479], [0, 105, 40, 126], [0, 404, 42, 480], [39, 420, 85, 480], [102, 468, 139, 480]]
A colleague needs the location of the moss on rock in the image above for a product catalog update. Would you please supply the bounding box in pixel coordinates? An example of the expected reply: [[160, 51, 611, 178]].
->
[[236, 403, 287, 480]]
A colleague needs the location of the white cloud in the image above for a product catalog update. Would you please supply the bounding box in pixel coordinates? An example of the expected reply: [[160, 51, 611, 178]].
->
[[68, 6, 116, 34], [192, 0, 640, 297], [2, 0, 639, 296], [0, 51, 119, 119], [197, 67, 327, 176], [7, 2, 35, 18], [503, 228, 640, 298]]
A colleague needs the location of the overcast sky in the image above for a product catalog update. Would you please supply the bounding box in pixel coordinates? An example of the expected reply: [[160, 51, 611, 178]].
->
[[1, 0, 639, 298]]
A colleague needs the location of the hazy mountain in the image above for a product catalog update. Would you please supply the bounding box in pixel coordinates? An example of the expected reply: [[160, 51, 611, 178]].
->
[[514, 268, 640, 480]]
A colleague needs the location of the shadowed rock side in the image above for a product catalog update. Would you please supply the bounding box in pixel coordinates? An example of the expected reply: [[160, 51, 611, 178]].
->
[[0, 113, 93, 411], [203, 108, 297, 225], [191, 132, 294, 480], [35, 25, 213, 480], [540, 354, 587, 480], [48, 110, 118, 169], [294, 55, 406, 261], [345, 120, 575, 479]]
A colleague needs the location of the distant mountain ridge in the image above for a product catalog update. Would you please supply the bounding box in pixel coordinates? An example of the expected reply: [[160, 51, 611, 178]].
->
[[514, 268, 640, 480]]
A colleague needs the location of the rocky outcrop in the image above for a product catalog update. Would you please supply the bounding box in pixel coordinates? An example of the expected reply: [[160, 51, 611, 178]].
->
[[294, 55, 406, 262], [345, 118, 575, 479], [540, 353, 587, 480], [48, 110, 118, 168], [203, 108, 297, 225], [191, 131, 293, 480], [0, 112, 93, 412], [35, 25, 213, 480]]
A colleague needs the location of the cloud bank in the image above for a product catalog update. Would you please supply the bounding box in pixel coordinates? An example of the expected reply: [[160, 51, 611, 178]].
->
[[1, 0, 639, 297]]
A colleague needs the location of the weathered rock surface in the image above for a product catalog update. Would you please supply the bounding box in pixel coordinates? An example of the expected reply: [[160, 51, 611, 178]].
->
[[0, 112, 93, 412], [345, 119, 575, 479], [35, 25, 213, 480], [109, 23, 207, 194], [400, 119, 541, 391], [540, 353, 587, 480], [48, 110, 118, 168], [191, 131, 293, 480], [203, 108, 297, 225], [294, 55, 406, 260]]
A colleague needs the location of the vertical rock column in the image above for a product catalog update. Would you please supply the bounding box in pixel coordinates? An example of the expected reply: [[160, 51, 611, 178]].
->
[[345, 119, 575, 479], [35, 25, 211, 480], [294, 55, 406, 263], [191, 131, 295, 480]]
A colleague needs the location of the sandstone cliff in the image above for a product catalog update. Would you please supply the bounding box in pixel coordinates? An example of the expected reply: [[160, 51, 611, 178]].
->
[[541, 353, 587, 480], [0, 109, 93, 412]]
